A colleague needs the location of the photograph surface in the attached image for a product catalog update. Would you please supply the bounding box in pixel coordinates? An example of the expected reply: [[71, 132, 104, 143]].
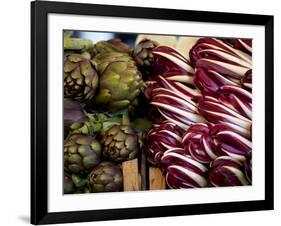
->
[[63, 30, 252, 194]]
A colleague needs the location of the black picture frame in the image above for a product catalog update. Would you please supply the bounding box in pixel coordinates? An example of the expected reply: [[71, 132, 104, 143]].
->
[[31, 1, 274, 224]]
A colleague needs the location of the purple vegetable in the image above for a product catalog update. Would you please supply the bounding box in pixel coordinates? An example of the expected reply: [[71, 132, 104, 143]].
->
[[213, 127, 252, 161], [153, 45, 194, 76], [199, 95, 251, 138], [161, 148, 208, 188], [193, 67, 238, 96], [144, 80, 160, 100], [209, 156, 249, 187], [244, 156, 252, 184], [218, 85, 252, 119], [64, 98, 87, 136], [145, 123, 184, 166], [190, 38, 251, 81], [150, 75, 205, 129], [221, 38, 252, 55], [241, 69, 252, 90], [147, 106, 168, 126], [162, 71, 194, 85], [182, 122, 251, 163], [182, 123, 224, 164]]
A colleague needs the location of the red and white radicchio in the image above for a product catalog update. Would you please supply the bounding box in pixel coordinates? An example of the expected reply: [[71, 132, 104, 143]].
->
[[161, 148, 208, 189], [145, 123, 183, 166], [209, 156, 249, 187], [190, 38, 251, 83]]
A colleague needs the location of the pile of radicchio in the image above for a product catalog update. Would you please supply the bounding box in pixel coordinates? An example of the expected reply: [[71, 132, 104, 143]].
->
[[145, 37, 252, 188]]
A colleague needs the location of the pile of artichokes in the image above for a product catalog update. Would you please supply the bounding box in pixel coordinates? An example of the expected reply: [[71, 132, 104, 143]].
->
[[63, 33, 152, 194], [63, 31, 252, 194]]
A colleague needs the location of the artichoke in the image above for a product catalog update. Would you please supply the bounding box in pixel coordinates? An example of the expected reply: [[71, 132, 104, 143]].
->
[[64, 134, 101, 175], [64, 173, 92, 194], [64, 102, 123, 138], [64, 52, 98, 102], [102, 125, 139, 162], [88, 161, 123, 192], [71, 174, 92, 194], [64, 173, 75, 194], [64, 98, 87, 137], [133, 39, 159, 78], [92, 39, 132, 56], [92, 52, 144, 111]]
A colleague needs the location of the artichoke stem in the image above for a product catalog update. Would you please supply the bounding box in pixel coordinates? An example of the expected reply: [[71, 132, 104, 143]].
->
[[122, 111, 130, 126]]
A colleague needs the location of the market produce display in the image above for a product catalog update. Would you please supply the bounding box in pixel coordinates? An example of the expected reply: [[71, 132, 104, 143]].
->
[[63, 32, 252, 194]]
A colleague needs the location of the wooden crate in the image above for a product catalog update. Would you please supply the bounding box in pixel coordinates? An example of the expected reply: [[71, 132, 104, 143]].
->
[[122, 158, 166, 191]]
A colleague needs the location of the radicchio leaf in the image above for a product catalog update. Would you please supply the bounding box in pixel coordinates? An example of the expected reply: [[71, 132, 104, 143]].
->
[[190, 38, 251, 80], [145, 123, 184, 166], [153, 45, 194, 76], [209, 156, 249, 187], [198, 96, 252, 138], [161, 148, 208, 188]]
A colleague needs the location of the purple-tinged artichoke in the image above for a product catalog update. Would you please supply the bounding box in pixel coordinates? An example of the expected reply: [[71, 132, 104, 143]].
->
[[102, 125, 139, 162], [64, 52, 98, 101], [145, 122, 184, 166], [133, 39, 159, 78], [64, 98, 87, 137], [64, 173, 75, 194], [190, 38, 251, 82], [161, 148, 208, 188], [209, 156, 249, 187], [88, 161, 123, 192], [64, 134, 102, 175]]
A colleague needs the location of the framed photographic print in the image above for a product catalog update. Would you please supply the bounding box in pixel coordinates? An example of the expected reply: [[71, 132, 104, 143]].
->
[[31, 0, 274, 224]]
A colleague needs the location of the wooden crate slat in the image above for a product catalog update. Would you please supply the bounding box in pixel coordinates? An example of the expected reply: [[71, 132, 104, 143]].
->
[[122, 159, 140, 191], [149, 167, 166, 190]]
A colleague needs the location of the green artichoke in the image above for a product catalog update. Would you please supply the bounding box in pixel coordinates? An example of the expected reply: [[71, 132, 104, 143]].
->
[[88, 161, 123, 192], [64, 134, 101, 175], [71, 174, 92, 194], [92, 39, 132, 56], [64, 173, 92, 194], [92, 52, 144, 111], [133, 39, 159, 78], [64, 100, 123, 137], [102, 125, 139, 162], [64, 52, 98, 102]]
